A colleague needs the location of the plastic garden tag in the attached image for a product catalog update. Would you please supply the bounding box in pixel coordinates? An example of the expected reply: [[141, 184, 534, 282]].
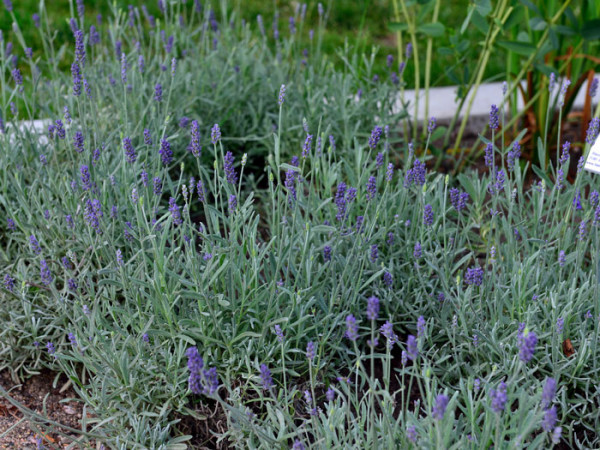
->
[[584, 137, 600, 174]]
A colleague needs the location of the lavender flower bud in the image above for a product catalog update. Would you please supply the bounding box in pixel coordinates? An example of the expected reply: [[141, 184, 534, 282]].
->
[[432, 394, 449, 420], [366, 296, 379, 321], [345, 314, 358, 341]]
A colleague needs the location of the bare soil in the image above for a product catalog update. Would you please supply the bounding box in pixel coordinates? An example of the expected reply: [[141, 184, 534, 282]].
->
[[0, 369, 95, 449]]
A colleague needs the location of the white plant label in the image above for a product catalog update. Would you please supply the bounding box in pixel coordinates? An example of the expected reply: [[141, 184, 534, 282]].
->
[[584, 137, 600, 174]]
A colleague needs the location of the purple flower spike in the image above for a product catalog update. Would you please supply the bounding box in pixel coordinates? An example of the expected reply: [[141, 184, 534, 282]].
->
[[423, 204, 433, 226], [190, 120, 201, 157], [366, 296, 379, 321], [590, 78, 599, 99], [211, 123, 221, 145], [345, 315, 359, 341], [586, 118, 600, 145], [306, 341, 316, 361], [432, 394, 449, 420], [490, 381, 507, 413], [154, 83, 162, 102], [278, 84, 286, 106], [541, 378, 557, 410], [159, 138, 173, 166], [380, 321, 398, 349], [413, 242, 422, 259], [186, 347, 205, 394], [465, 266, 484, 286], [406, 335, 418, 360], [518, 331, 537, 363], [123, 137, 136, 163], [30, 235, 41, 254], [169, 198, 182, 226], [73, 131, 85, 153], [369, 126, 383, 150], [260, 364, 273, 390], [40, 259, 52, 285], [542, 406, 558, 432], [489, 104, 499, 130], [223, 151, 238, 184], [427, 117, 436, 134]]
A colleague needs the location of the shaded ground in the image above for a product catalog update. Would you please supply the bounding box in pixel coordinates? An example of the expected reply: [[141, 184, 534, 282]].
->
[[0, 369, 94, 449]]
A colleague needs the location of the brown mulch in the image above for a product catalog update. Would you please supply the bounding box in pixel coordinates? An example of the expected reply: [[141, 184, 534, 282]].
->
[[0, 369, 97, 449]]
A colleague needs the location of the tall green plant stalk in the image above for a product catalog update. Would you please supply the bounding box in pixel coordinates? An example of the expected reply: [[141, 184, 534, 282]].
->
[[423, 0, 441, 141], [398, 0, 420, 142], [464, 0, 574, 165], [452, 0, 511, 157]]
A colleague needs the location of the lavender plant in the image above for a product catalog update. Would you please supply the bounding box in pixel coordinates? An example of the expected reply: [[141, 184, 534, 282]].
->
[[0, 1, 600, 449]]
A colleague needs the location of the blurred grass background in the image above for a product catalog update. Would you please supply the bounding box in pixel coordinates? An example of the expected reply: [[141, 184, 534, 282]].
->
[[0, 0, 506, 88]]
